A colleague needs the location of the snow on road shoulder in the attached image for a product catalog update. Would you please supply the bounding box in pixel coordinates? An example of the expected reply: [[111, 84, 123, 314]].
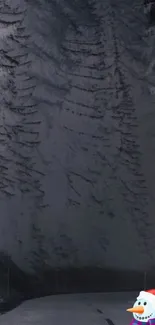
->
[[0, 292, 137, 325]]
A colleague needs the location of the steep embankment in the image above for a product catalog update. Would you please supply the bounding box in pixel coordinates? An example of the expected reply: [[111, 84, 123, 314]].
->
[[0, 0, 155, 295]]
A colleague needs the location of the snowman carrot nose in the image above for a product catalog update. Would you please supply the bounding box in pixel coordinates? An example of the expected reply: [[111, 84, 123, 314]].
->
[[126, 306, 144, 314]]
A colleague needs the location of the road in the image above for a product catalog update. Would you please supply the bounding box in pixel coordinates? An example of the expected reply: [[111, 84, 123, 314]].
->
[[0, 292, 137, 325]]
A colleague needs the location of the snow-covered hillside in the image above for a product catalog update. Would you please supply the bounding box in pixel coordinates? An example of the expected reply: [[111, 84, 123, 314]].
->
[[0, 0, 155, 274]]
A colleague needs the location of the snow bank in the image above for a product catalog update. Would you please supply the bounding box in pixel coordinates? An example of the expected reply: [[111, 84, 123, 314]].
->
[[0, 292, 137, 325]]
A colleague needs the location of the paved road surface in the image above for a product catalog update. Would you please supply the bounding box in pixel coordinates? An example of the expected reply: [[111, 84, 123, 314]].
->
[[0, 292, 137, 325]]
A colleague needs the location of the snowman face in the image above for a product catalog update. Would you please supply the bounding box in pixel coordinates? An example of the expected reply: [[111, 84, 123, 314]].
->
[[133, 299, 154, 322]]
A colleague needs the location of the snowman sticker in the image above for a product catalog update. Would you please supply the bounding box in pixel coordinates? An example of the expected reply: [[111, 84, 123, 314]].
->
[[127, 290, 155, 325]]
